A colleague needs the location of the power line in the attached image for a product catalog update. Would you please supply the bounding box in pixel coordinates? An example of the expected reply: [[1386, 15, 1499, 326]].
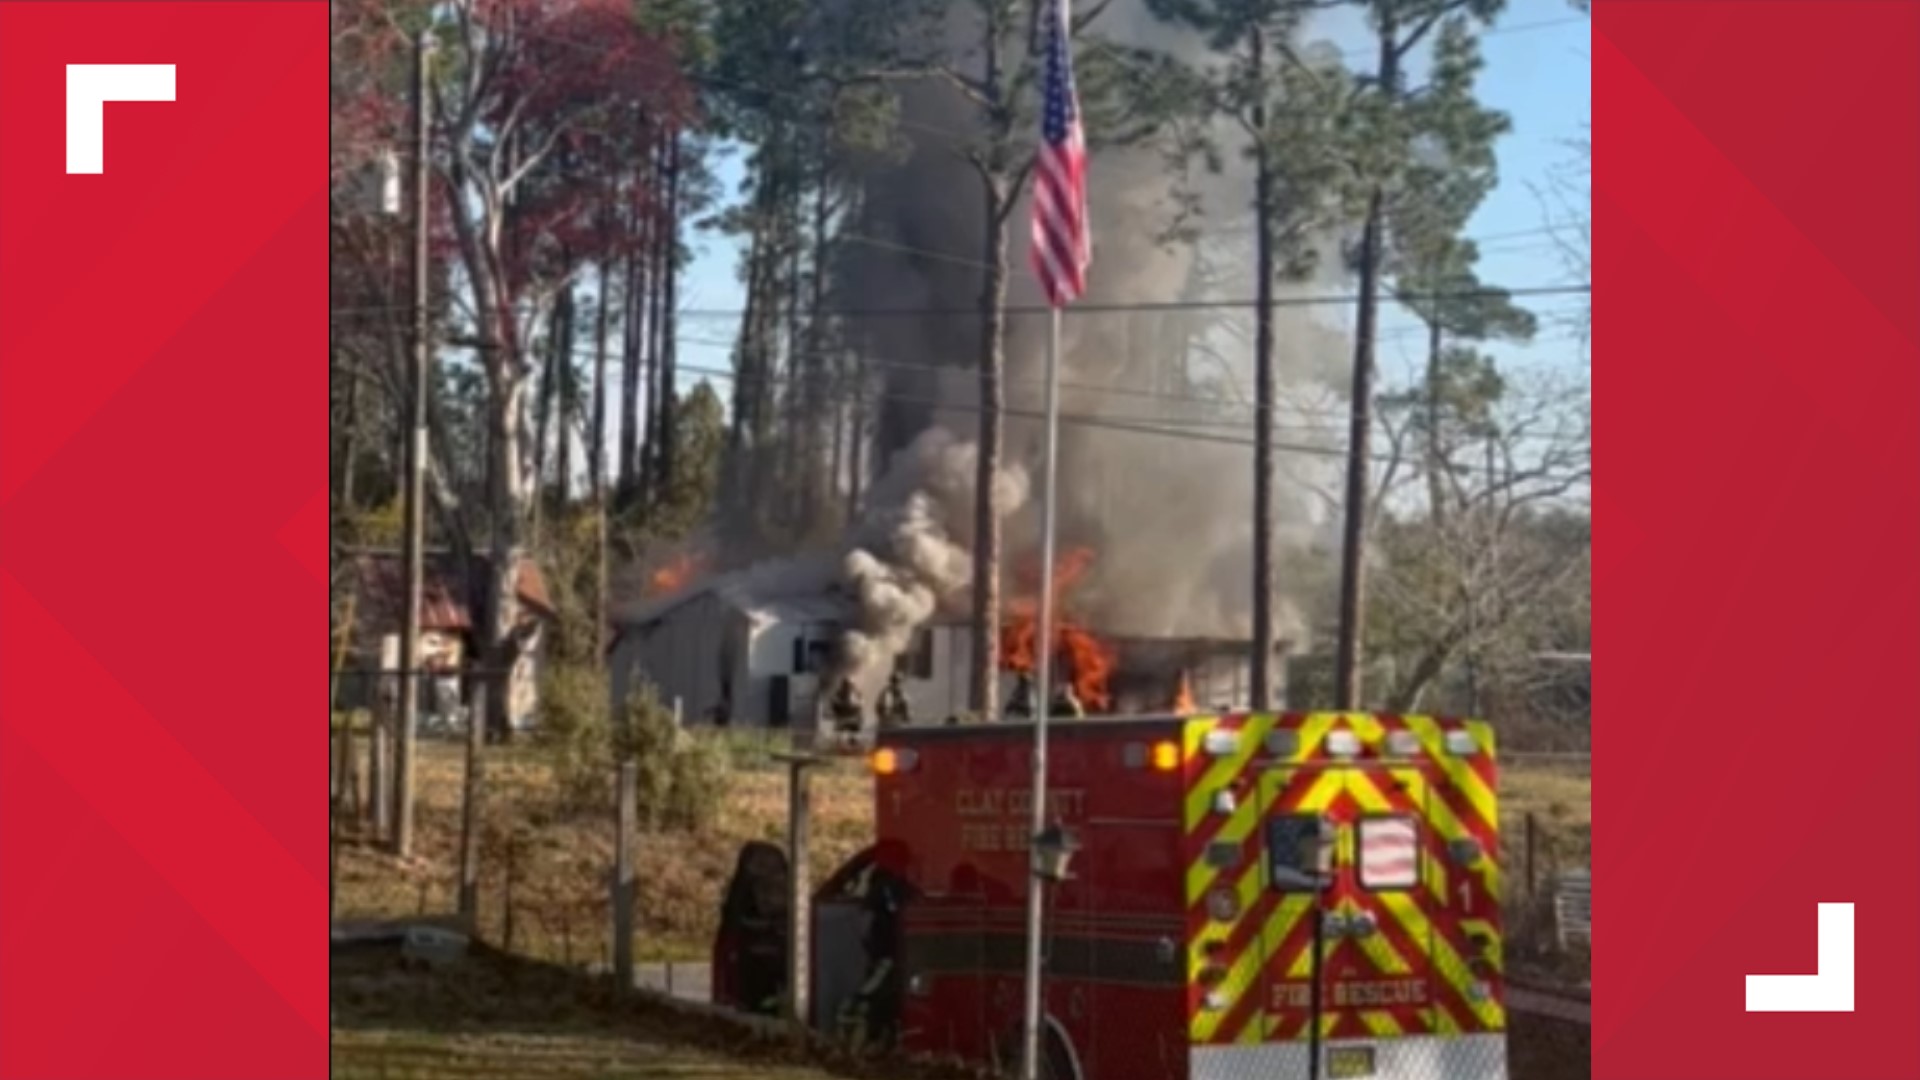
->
[[618, 355, 1584, 483], [333, 307, 1590, 437], [332, 282, 1588, 321], [681, 282, 1589, 319]]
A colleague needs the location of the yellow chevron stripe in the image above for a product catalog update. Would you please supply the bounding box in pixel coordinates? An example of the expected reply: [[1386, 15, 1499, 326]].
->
[[1403, 766, 1503, 904], [1190, 764, 1343, 1044], [1363, 1011, 1405, 1038], [1187, 857, 1268, 982], [1183, 715, 1275, 833], [1402, 716, 1499, 832], [1291, 712, 1342, 760], [1462, 917, 1503, 975], [1188, 859, 1268, 1043], [1381, 890, 1504, 1030]]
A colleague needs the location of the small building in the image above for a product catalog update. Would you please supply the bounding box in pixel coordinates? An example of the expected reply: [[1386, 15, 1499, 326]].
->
[[337, 551, 555, 730], [607, 576, 968, 732], [606, 574, 1294, 734]]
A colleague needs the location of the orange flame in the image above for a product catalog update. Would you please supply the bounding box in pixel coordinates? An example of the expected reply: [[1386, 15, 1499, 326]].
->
[[1000, 546, 1116, 712], [1172, 670, 1197, 714], [648, 553, 705, 597]]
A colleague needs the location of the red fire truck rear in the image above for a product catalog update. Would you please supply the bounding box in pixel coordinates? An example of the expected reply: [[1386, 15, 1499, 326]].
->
[[717, 712, 1507, 1080]]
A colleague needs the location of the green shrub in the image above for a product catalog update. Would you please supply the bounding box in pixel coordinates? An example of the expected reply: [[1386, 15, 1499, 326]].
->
[[536, 664, 615, 813], [533, 665, 733, 833], [665, 734, 729, 833], [620, 681, 729, 833]]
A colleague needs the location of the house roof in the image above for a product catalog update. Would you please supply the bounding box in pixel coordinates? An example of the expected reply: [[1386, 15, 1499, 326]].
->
[[347, 551, 554, 635], [613, 572, 854, 631]]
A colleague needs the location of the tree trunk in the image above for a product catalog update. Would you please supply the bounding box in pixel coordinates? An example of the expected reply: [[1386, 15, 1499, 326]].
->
[[1249, 25, 1277, 712], [846, 354, 866, 529], [556, 288, 575, 507], [591, 254, 612, 662], [339, 364, 360, 523], [1385, 616, 1472, 714], [617, 233, 645, 505], [485, 360, 532, 743], [656, 129, 681, 498], [782, 149, 806, 529], [1425, 315, 1446, 524], [727, 230, 763, 496], [829, 382, 845, 524], [800, 155, 833, 532], [970, 184, 1011, 719], [643, 128, 671, 507]]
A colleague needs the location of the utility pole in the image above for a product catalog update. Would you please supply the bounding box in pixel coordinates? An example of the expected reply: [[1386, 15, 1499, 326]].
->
[[1248, 21, 1277, 711], [1333, 24, 1401, 713], [392, 28, 434, 856], [1332, 186, 1382, 712]]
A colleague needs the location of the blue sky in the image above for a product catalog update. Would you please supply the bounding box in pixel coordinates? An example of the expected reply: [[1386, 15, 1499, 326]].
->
[[669, 4, 1591, 398]]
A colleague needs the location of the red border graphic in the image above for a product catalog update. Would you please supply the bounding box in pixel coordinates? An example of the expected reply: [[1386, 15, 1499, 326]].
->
[[0, 4, 327, 1078], [1598, 2, 1920, 1078]]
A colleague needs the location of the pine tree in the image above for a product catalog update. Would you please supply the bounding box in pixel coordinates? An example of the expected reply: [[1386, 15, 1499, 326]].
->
[[1145, 0, 1349, 709]]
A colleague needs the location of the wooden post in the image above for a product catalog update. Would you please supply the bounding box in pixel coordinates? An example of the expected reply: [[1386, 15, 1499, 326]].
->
[[370, 707, 392, 835], [338, 720, 359, 819], [1526, 813, 1539, 899], [613, 759, 638, 993], [775, 752, 823, 1032], [458, 679, 488, 926], [329, 802, 339, 922]]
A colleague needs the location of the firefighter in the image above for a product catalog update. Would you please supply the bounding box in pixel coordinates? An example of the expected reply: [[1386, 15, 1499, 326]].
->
[[876, 672, 911, 729], [1051, 682, 1085, 719], [835, 863, 909, 1053], [827, 677, 865, 732], [1006, 673, 1036, 719]]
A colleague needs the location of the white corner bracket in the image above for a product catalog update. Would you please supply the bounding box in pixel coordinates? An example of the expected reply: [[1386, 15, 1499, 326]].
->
[[1745, 902, 1854, 1012], [67, 64, 176, 174]]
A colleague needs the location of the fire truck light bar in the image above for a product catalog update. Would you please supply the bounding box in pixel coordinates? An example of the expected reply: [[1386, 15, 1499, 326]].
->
[[1443, 730, 1479, 756], [1202, 729, 1240, 757], [1326, 730, 1361, 758], [871, 747, 917, 775], [1386, 730, 1421, 756]]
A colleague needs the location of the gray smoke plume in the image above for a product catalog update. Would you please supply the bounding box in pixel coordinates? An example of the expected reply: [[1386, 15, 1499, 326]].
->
[[825, 0, 1352, 689], [836, 429, 1029, 694]]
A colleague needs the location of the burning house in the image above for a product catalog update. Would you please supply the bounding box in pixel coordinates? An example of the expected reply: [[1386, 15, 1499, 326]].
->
[[605, 549, 1295, 737], [606, 574, 976, 732]]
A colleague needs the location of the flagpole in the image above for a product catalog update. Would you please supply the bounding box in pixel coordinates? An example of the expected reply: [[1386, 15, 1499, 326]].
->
[[1021, 304, 1063, 1080]]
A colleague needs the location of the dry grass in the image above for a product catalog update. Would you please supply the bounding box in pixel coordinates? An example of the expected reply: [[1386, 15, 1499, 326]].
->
[[334, 737, 1590, 970], [333, 942, 866, 1080], [330, 938, 1008, 1080], [334, 738, 875, 964]]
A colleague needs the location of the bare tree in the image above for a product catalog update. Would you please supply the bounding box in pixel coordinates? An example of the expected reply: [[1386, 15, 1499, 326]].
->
[[1367, 365, 1590, 714]]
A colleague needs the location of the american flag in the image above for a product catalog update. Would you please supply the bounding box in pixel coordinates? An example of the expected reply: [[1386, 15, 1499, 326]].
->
[[1360, 818, 1421, 889], [1030, 0, 1090, 307]]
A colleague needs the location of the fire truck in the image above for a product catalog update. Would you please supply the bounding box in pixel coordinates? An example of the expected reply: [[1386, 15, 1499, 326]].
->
[[715, 712, 1507, 1080]]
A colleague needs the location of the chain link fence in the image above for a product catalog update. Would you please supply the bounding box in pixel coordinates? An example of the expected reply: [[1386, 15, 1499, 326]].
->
[[330, 669, 870, 981], [1499, 752, 1592, 987]]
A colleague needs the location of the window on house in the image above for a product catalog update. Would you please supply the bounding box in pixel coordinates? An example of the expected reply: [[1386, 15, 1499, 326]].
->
[[793, 627, 835, 675], [894, 628, 934, 680]]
